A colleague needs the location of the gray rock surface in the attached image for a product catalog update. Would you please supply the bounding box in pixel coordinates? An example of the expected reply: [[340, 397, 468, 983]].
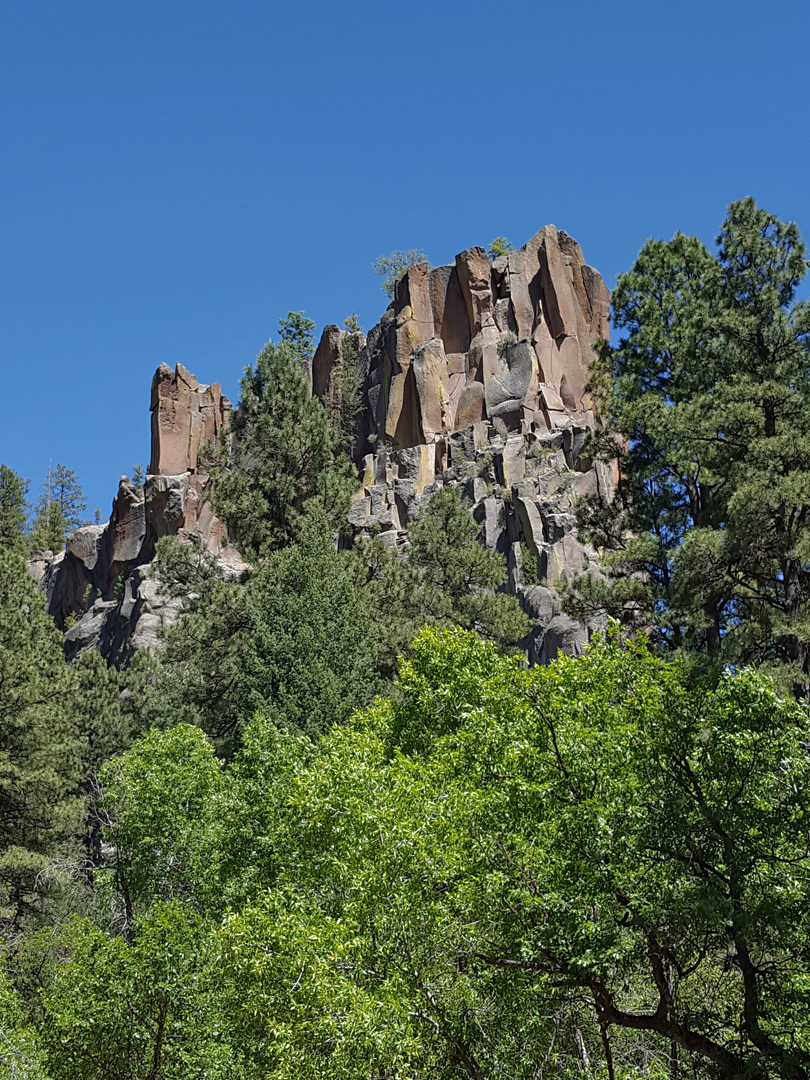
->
[[34, 223, 613, 669]]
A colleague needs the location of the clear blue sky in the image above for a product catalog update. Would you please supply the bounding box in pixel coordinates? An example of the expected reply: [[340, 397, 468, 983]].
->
[[2, 0, 808, 520]]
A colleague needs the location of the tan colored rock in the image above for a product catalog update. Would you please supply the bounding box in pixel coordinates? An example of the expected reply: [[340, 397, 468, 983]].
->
[[455, 246, 495, 339], [412, 338, 451, 440], [428, 265, 470, 354], [452, 382, 485, 429], [538, 225, 583, 342], [150, 363, 231, 475]]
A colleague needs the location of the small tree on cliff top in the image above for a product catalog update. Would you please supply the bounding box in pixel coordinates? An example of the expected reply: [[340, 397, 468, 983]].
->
[[373, 249, 428, 298]]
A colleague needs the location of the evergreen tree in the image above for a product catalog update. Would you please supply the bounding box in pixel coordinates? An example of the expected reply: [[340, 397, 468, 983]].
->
[[325, 319, 364, 456], [356, 486, 530, 672], [565, 198, 810, 692], [29, 500, 68, 553], [209, 317, 355, 560], [0, 465, 29, 557], [0, 551, 83, 929], [29, 465, 87, 551], [141, 512, 383, 749]]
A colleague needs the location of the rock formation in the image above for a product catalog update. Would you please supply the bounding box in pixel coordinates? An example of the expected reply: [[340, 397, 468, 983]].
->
[[312, 225, 615, 662], [32, 223, 614, 666], [32, 368, 246, 662]]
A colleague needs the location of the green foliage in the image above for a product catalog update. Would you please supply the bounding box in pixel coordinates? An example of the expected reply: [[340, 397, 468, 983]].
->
[[277, 309, 315, 367], [487, 235, 514, 258], [0, 465, 29, 558], [151, 534, 220, 599], [406, 486, 530, 643], [146, 510, 383, 748], [29, 500, 68, 554], [19, 625, 810, 1078], [29, 464, 87, 551], [100, 725, 224, 923], [497, 329, 518, 357], [209, 318, 355, 560], [224, 627, 810, 1079], [0, 968, 51, 1079], [567, 198, 810, 691], [0, 551, 84, 930], [520, 539, 538, 585], [354, 487, 530, 676], [130, 463, 144, 489], [372, 249, 428, 298], [42, 905, 236, 1080]]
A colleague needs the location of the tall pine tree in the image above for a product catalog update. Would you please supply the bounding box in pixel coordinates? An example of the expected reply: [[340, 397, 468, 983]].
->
[[566, 198, 810, 692], [209, 314, 355, 560]]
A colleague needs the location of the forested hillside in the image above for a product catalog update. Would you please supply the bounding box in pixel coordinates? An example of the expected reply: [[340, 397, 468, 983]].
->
[[2, 199, 810, 1080]]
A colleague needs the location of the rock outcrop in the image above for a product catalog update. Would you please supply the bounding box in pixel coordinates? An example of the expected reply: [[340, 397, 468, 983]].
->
[[34, 223, 613, 667], [33, 368, 246, 664], [313, 225, 614, 662], [314, 225, 609, 463]]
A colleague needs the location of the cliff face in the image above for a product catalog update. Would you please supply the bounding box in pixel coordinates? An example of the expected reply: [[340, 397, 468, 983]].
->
[[32, 365, 245, 663], [310, 225, 609, 461], [33, 224, 613, 665], [310, 226, 615, 662]]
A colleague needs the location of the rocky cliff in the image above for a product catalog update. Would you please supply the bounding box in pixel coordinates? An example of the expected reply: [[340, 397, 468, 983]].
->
[[33, 224, 614, 665], [310, 225, 615, 661]]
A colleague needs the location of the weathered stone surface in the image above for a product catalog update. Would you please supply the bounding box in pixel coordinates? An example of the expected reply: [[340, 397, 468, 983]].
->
[[485, 341, 534, 425], [150, 363, 231, 476], [412, 338, 451, 440], [39, 222, 614, 675], [455, 246, 495, 339], [455, 382, 485, 428], [65, 525, 106, 571], [105, 477, 146, 571], [312, 324, 342, 399]]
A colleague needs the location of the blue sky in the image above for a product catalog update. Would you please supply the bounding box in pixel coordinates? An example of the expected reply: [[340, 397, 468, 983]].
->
[[2, 0, 808, 520]]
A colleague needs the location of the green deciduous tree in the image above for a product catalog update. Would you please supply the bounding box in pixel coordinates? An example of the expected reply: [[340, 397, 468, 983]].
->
[[209, 317, 355, 560], [0, 968, 51, 1079], [225, 627, 810, 1080], [42, 905, 235, 1080], [28, 626, 810, 1079], [98, 725, 224, 927], [372, 249, 428, 298], [565, 198, 810, 693]]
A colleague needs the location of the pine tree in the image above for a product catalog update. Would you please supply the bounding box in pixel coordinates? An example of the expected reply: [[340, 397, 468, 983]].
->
[[138, 511, 382, 749], [566, 198, 810, 692], [356, 487, 531, 673], [29, 464, 87, 551], [0, 550, 84, 929], [0, 465, 29, 557], [209, 317, 355, 560]]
